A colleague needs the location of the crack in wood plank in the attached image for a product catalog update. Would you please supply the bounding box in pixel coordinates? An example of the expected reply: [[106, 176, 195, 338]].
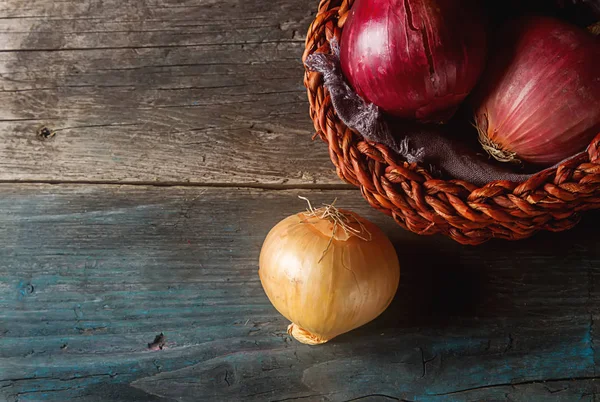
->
[[430, 376, 600, 397]]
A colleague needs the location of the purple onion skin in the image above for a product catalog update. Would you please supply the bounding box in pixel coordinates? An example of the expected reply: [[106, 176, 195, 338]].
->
[[475, 16, 600, 166], [339, 0, 488, 122]]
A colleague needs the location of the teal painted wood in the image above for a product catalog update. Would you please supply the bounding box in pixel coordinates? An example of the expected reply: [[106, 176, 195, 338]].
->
[[1, 185, 599, 401]]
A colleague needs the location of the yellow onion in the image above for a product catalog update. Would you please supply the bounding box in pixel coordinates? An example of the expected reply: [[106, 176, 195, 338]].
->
[[258, 201, 400, 345]]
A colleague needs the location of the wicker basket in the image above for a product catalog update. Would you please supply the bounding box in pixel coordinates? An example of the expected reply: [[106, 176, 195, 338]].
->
[[303, 0, 600, 245]]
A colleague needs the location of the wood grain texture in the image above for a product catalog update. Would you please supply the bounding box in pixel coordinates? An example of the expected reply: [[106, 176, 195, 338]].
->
[[0, 0, 342, 186], [1, 184, 600, 401]]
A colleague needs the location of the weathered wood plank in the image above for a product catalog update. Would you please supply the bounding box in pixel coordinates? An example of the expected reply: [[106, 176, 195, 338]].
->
[[0, 0, 340, 186], [0, 0, 312, 50], [1, 184, 599, 401]]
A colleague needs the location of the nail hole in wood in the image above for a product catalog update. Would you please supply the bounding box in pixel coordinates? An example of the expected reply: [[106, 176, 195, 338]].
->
[[37, 126, 55, 141]]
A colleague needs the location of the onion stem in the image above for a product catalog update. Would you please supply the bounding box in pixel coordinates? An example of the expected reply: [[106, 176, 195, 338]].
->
[[298, 196, 372, 263]]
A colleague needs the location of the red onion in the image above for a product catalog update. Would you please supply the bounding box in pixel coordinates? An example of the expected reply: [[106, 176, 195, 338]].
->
[[339, 0, 488, 122], [475, 16, 600, 166]]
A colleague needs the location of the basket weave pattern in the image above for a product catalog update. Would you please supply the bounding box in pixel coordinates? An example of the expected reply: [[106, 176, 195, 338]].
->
[[303, 0, 600, 245]]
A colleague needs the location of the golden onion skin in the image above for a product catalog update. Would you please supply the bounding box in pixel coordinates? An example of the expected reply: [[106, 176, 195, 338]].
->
[[258, 210, 400, 345]]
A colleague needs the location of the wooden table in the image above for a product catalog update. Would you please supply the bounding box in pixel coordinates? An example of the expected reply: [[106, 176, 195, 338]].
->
[[1, 1, 599, 401]]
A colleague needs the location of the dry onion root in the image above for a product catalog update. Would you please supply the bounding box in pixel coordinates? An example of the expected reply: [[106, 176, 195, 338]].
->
[[258, 198, 400, 345]]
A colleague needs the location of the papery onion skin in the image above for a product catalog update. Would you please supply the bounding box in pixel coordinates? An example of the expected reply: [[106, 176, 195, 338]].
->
[[258, 210, 400, 345], [475, 16, 600, 166], [339, 0, 488, 122]]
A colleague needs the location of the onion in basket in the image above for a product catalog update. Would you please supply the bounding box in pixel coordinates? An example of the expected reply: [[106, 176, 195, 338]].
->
[[339, 0, 487, 122], [474, 16, 600, 166], [258, 199, 400, 345]]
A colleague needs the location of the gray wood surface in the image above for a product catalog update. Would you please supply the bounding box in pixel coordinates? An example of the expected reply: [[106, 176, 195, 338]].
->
[[1, 185, 600, 401], [0, 0, 341, 186], [1, 0, 600, 401]]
